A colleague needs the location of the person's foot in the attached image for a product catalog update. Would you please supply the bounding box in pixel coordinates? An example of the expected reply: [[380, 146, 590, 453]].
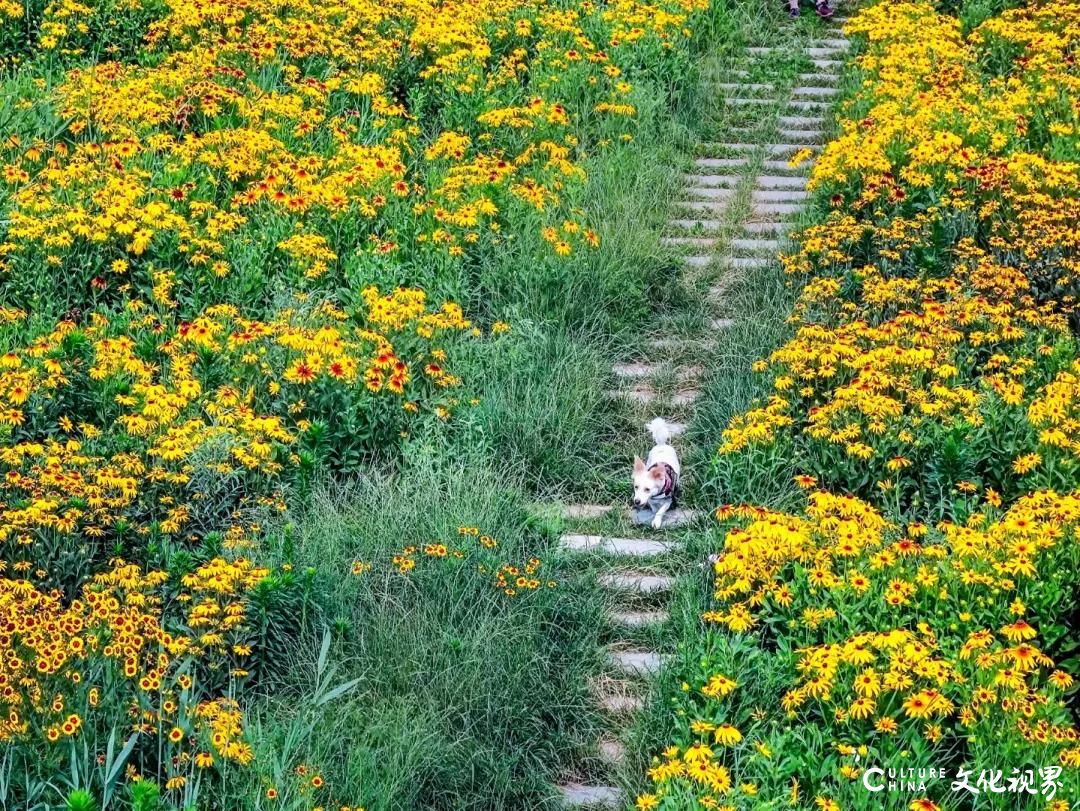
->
[[815, 0, 833, 17], [788, 3, 800, 17]]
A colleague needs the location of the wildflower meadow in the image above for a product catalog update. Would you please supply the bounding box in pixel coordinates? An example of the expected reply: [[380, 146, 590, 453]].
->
[[3, 0, 1080, 807]]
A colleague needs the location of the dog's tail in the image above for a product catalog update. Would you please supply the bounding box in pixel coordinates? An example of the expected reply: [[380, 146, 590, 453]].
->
[[646, 417, 671, 446]]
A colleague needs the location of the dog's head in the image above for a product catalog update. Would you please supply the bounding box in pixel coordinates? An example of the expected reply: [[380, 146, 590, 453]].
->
[[632, 456, 666, 507]]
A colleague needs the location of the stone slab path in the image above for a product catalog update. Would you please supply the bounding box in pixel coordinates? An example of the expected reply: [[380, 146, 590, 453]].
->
[[554, 18, 849, 809]]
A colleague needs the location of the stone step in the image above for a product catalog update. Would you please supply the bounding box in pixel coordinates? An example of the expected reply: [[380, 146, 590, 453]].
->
[[610, 608, 669, 627], [747, 46, 845, 59], [752, 202, 804, 218], [730, 57, 842, 76], [598, 571, 674, 594], [757, 174, 808, 189], [742, 220, 791, 234], [710, 143, 756, 153], [811, 58, 844, 71], [612, 362, 703, 381], [599, 738, 627, 765], [761, 159, 811, 173], [685, 186, 736, 200], [653, 507, 701, 527], [684, 173, 741, 187], [754, 189, 808, 202], [560, 535, 675, 556], [725, 97, 772, 106], [660, 235, 719, 249], [731, 237, 781, 252], [606, 387, 700, 406], [667, 218, 725, 232], [786, 100, 830, 112], [778, 128, 825, 144], [608, 385, 653, 404], [779, 115, 825, 129], [729, 126, 769, 139], [694, 157, 749, 169], [764, 143, 820, 158], [608, 385, 652, 404], [706, 286, 728, 306], [811, 38, 850, 49], [559, 784, 620, 808], [562, 504, 614, 519], [712, 82, 775, 92], [630, 507, 700, 529], [647, 336, 715, 352], [682, 255, 712, 269], [558, 504, 700, 526], [728, 256, 772, 270], [597, 691, 644, 714], [710, 318, 736, 330], [793, 85, 838, 98], [797, 72, 839, 85], [677, 200, 730, 214], [610, 650, 664, 676]]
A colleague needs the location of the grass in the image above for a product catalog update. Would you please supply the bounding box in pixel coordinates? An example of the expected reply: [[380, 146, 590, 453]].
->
[[455, 323, 614, 493], [240, 460, 607, 810], [690, 252, 803, 507]]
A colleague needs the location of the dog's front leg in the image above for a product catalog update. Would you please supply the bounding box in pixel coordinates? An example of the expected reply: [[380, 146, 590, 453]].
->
[[651, 500, 671, 529]]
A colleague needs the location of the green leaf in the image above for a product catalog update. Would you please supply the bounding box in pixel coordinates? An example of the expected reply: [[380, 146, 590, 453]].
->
[[315, 676, 362, 706], [102, 731, 140, 808], [317, 627, 331, 678]]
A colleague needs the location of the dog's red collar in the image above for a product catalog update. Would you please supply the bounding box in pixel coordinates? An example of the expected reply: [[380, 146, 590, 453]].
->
[[649, 463, 678, 497]]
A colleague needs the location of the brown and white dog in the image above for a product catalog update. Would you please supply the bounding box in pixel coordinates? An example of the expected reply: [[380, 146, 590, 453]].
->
[[632, 418, 681, 529]]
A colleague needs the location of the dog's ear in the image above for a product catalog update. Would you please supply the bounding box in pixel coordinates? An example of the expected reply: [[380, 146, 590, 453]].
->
[[633, 456, 646, 473], [649, 465, 665, 480]]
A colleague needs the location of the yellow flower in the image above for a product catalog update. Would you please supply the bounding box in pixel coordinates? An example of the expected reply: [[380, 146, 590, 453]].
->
[[713, 725, 742, 746], [875, 716, 899, 734], [701, 674, 738, 698]]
